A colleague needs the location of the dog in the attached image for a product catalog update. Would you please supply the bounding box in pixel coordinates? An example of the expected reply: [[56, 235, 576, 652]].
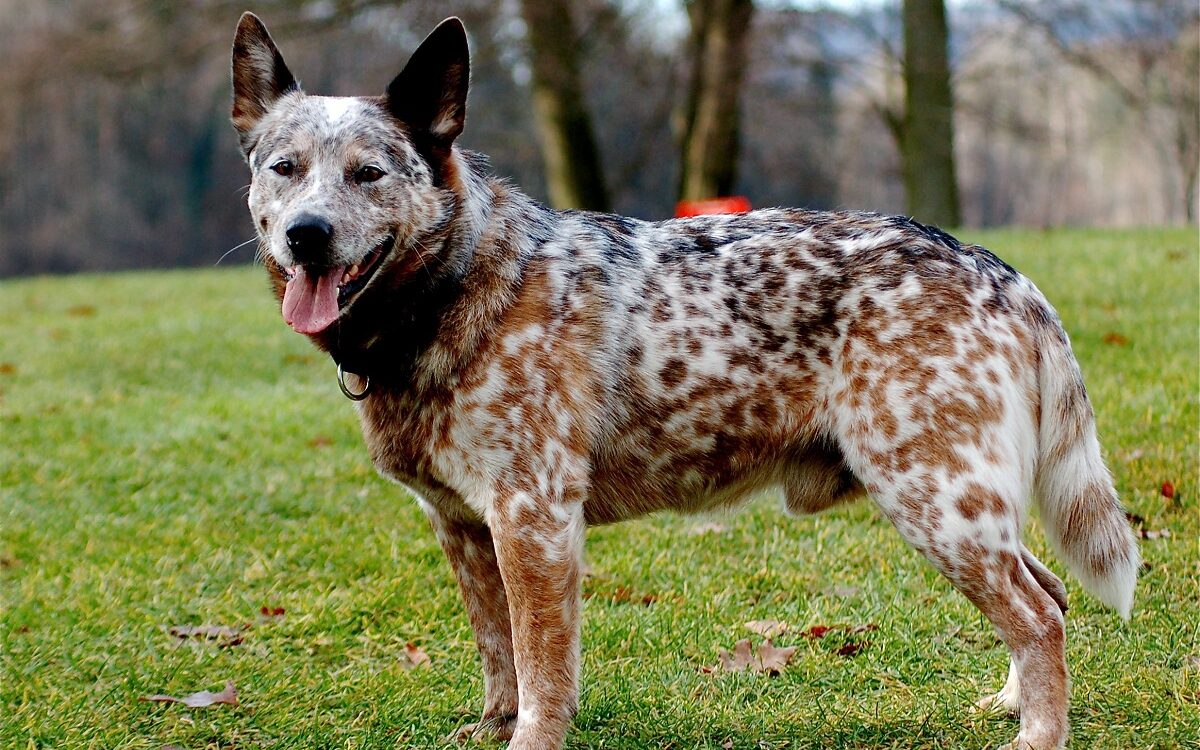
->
[[230, 13, 1138, 749]]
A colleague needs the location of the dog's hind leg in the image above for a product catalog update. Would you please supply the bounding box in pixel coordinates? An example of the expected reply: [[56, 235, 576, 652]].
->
[[421, 502, 519, 742], [974, 546, 1068, 719], [829, 362, 1069, 749], [863, 475, 1067, 749]]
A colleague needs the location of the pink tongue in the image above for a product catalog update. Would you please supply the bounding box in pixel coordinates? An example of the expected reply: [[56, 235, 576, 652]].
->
[[282, 266, 344, 334]]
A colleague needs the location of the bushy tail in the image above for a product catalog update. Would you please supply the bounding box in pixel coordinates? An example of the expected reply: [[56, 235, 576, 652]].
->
[[1031, 310, 1139, 619]]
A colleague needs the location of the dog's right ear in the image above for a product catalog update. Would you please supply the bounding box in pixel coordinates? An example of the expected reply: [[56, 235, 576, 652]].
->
[[231, 12, 298, 157]]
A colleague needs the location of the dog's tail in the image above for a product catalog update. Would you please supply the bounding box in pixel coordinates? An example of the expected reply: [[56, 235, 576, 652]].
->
[[1030, 304, 1139, 619]]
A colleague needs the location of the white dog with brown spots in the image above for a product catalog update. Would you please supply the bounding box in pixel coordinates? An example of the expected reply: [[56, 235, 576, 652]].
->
[[230, 13, 1139, 750]]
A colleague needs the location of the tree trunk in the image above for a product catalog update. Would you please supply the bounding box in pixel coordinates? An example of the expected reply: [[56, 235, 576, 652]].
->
[[902, 0, 960, 227], [677, 0, 754, 202], [520, 0, 609, 211]]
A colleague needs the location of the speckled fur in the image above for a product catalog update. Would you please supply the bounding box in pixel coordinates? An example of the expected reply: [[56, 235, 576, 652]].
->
[[231, 14, 1139, 750]]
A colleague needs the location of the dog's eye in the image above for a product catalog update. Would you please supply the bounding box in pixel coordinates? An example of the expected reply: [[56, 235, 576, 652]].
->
[[355, 165, 386, 184], [270, 160, 294, 177]]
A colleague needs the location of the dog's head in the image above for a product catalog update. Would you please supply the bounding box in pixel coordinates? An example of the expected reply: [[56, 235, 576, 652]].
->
[[231, 13, 469, 335]]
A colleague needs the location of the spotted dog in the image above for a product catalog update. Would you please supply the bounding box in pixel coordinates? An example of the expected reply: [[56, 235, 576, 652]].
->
[[230, 13, 1138, 750]]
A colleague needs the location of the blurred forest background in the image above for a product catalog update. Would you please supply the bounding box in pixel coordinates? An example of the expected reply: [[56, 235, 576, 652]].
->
[[0, 0, 1195, 277]]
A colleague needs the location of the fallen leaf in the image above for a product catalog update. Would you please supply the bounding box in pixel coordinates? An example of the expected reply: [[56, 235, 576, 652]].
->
[[307, 435, 333, 447], [1102, 331, 1129, 346], [0, 555, 17, 569], [757, 641, 798, 674], [745, 620, 788, 639], [0, 363, 14, 375], [66, 304, 96, 317], [140, 681, 238, 708], [829, 585, 860, 598], [1126, 512, 1171, 540], [712, 639, 796, 675], [836, 641, 867, 657], [722, 740, 734, 750], [259, 605, 285, 618], [402, 642, 431, 668], [1161, 481, 1176, 500], [716, 639, 756, 672], [801, 625, 832, 639], [167, 624, 246, 647]]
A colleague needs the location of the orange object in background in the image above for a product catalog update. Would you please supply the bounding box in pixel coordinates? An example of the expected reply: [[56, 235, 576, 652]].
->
[[674, 196, 752, 217]]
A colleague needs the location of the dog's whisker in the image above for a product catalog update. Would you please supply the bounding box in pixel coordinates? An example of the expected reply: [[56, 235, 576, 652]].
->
[[215, 237, 259, 266]]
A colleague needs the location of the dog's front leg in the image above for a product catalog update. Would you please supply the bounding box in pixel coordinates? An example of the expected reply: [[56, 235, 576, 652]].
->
[[489, 493, 584, 750], [422, 505, 519, 741]]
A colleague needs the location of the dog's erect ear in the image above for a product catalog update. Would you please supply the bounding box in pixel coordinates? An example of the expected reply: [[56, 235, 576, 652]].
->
[[231, 12, 298, 156], [386, 18, 470, 148]]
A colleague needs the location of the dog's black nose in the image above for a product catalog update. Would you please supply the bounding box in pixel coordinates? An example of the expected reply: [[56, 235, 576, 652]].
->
[[285, 215, 333, 263]]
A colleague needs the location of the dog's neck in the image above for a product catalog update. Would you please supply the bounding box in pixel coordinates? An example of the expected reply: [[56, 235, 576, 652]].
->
[[315, 148, 548, 395]]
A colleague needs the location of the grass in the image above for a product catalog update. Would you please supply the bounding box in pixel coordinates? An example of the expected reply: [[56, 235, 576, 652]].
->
[[0, 228, 1197, 750]]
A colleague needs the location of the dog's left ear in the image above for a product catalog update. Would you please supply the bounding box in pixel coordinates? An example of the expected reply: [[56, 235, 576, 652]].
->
[[386, 18, 470, 149]]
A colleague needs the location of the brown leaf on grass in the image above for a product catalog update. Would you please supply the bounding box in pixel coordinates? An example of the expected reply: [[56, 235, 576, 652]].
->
[[66, 304, 96, 317], [757, 641, 798, 674], [402, 642, 431, 668], [0, 363, 14, 375], [745, 620, 788, 639], [259, 605, 285, 618], [715, 639, 756, 672], [799, 623, 877, 656], [711, 638, 797, 675], [307, 435, 333, 447], [168, 624, 247, 647], [1126, 511, 1171, 540], [1102, 331, 1129, 346], [140, 681, 238, 708], [0, 555, 17, 569], [1161, 481, 1176, 500]]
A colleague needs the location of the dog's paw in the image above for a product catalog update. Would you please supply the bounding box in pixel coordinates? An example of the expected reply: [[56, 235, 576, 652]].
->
[[974, 690, 1020, 718], [993, 729, 1067, 750], [450, 714, 517, 743]]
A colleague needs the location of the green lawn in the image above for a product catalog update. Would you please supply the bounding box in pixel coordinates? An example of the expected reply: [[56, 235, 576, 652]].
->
[[1, 228, 1197, 750]]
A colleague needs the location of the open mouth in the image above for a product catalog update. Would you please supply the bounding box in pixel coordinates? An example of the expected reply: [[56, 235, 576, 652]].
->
[[335, 235, 393, 308], [280, 234, 395, 335]]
